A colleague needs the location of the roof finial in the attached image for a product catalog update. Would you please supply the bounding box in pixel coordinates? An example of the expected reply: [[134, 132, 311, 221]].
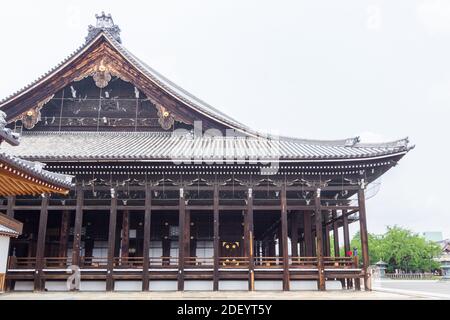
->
[[86, 12, 121, 43]]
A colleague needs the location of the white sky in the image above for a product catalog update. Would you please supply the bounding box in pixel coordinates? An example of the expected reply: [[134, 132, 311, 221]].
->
[[0, 0, 449, 239]]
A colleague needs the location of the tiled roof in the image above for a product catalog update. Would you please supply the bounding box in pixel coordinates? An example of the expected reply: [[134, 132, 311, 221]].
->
[[0, 28, 413, 162], [1, 131, 410, 162], [0, 149, 74, 188], [0, 224, 19, 237]]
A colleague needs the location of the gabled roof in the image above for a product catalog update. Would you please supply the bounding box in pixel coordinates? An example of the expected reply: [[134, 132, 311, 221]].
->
[[0, 17, 413, 162]]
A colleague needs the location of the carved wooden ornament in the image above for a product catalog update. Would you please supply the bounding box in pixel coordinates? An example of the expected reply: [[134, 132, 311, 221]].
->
[[11, 94, 54, 129], [74, 58, 129, 88]]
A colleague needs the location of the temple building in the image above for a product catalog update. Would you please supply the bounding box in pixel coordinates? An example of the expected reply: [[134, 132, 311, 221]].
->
[[0, 13, 412, 292]]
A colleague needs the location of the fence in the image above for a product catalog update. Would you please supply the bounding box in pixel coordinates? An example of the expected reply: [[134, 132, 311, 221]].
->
[[385, 273, 436, 280]]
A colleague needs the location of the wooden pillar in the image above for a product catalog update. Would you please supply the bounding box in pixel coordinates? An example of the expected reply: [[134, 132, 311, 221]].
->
[[106, 189, 118, 291], [72, 186, 84, 266], [315, 188, 325, 291], [324, 223, 331, 257], [311, 231, 316, 256], [190, 226, 197, 257], [58, 210, 70, 258], [213, 184, 220, 291], [142, 184, 152, 291], [358, 185, 370, 291], [342, 209, 352, 289], [281, 184, 290, 291], [291, 212, 299, 257], [342, 210, 350, 255], [177, 188, 186, 291], [184, 210, 191, 260], [120, 210, 130, 261], [247, 188, 254, 291], [332, 210, 340, 257], [34, 195, 49, 292], [6, 196, 15, 218], [304, 211, 312, 256], [277, 226, 283, 259], [269, 236, 276, 257], [299, 239, 305, 257]]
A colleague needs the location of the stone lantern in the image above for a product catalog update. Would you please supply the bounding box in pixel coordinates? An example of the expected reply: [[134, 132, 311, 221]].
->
[[441, 256, 450, 280], [375, 260, 388, 278]]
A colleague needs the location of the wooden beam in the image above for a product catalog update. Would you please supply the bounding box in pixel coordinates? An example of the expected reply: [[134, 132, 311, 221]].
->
[[142, 184, 152, 291], [304, 211, 312, 256], [213, 184, 220, 291], [72, 185, 83, 267], [106, 189, 117, 292], [281, 184, 290, 291], [315, 189, 325, 291], [34, 195, 48, 292], [358, 186, 370, 291], [178, 188, 186, 291]]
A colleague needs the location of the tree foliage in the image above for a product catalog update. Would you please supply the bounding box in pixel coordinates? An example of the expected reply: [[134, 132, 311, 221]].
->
[[349, 226, 441, 273]]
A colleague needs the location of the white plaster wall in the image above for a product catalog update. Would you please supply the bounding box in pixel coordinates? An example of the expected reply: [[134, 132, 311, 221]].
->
[[290, 280, 318, 290], [114, 281, 142, 291], [184, 280, 213, 291], [0, 236, 10, 273], [79, 281, 107, 291], [290, 280, 343, 291], [254, 280, 283, 291], [149, 280, 177, 291], [218, 280, 247, 291], [14, 281, 34, 291]]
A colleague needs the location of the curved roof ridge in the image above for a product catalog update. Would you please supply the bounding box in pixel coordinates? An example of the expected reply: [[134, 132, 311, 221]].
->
[[259, 133, 361, 146], [0, 32, 105, 107], [353, 137, 411, 149]]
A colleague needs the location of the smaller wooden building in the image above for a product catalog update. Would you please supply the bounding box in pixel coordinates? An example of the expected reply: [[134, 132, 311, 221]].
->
[[0, 214, 23, 291], [0, 111, 73, 291]]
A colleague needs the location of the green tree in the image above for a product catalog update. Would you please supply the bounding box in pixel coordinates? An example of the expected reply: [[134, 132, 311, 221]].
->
[[349, 226, 441, 273]]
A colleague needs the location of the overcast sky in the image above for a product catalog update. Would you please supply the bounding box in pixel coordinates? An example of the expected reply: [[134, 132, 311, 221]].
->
[[0, 0, 449, 239]]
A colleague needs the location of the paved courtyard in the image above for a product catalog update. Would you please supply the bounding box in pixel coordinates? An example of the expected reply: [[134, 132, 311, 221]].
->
[[373, 279, 450, 299], [0, 289, 431, 300], [1, 280, 448, 300]]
